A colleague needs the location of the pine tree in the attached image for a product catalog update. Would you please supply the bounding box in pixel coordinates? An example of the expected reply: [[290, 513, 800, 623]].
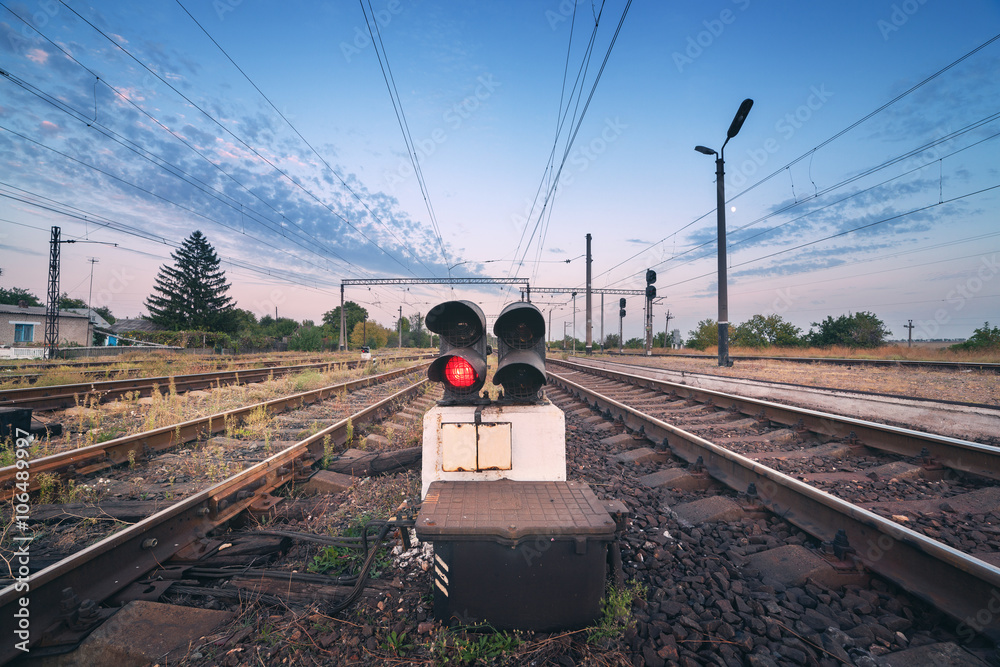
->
[[145, 231, 235, 331]]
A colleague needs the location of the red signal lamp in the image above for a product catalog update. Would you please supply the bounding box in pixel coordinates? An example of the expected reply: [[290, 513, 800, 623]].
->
[[443, 356, 478, 389]]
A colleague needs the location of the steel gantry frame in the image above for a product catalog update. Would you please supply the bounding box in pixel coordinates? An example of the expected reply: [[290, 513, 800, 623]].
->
[[44, 227, 61, 359], [338, 278, 528, 350], [337, 277, 658, 351]]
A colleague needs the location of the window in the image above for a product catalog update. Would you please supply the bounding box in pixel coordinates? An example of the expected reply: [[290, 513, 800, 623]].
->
[[14, 323, 34, 343]]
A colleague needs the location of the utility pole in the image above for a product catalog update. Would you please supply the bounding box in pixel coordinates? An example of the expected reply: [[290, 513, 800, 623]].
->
[[398, 305, 403, 349], [585, 233, 593, 355], [86, 258, 99, 317], [339, 284, 346, 351], [43, 227, 116, 359], [905, 319, 915, 347], [600, 293, 604, 350], [87, 257, 99, 347], [664, 310, 673, 349], [571, 292, 577, 355], [45, 227, 61, 359]]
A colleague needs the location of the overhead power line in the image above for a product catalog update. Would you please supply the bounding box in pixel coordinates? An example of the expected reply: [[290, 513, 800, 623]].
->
[[54, 0, 419, 276], [172, 0, 439, 278], [359, 0, 450, 273], [594, 31, 1000, 286]]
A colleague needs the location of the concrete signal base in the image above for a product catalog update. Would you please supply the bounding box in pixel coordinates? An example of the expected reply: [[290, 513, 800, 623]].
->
[[420, 401, 565, 498]]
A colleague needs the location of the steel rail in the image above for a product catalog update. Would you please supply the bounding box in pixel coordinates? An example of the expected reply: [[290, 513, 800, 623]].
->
[[0, 354, 434, 411], [605, 350, 1000, 372], [0, 354, 358, 385], [0, 362, 430, 500], [0, 377, 429, 662], [547, 367, 1000, 642], [549, 358, 1000, 481]]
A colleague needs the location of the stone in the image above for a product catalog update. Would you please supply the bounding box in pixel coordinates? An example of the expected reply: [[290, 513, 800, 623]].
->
[[612, 447, 662, 465], [639, 467, 712, 491], [301, 470, 357, 494], [671, 496, 745, 525], [36, 601, 233, 667]]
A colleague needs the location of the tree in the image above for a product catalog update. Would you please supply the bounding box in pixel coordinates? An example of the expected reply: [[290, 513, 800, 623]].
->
[[686, 319, 718, 350], [806, 311, 890, 348], [350, 320, 389, 348], [58, 293, 88, 309], [603, 333, 621, 350], [951, 322, 1000, 351], [289, 324, 325, 351], [732, 314, 803, 348], [93, 305, 115, 324], [229, 308, 258, 333], [323, 301, 368, 343], [258, 315, 299, 338], [0, 287, 42, 307], [145, 231, 235, 331]]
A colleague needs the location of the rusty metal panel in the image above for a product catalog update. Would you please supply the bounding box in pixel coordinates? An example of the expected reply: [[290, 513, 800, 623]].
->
[[441, 423, 477, 471], [477, 422, 511, 470]]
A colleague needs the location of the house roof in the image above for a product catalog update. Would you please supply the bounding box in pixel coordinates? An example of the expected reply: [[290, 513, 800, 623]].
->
[[0, 304, 88, 319], [63, 308, 112, 328], [109, 318, 167, 334]]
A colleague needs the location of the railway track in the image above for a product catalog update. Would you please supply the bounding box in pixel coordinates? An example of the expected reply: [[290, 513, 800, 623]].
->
[[0, 361, 431, 500], [0, 363, 434, 662], [605, 350, 1000, 372], [564, 356, 1000, 445], [3, 356, 997, 663], [0, 353, 435, 411], [547, 358, 1000, 643]]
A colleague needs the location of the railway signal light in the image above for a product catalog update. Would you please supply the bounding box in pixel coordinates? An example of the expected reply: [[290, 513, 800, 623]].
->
[[426, 300, 490, 403], [645, 269, 657, 300], [493, 301, 546, 401]]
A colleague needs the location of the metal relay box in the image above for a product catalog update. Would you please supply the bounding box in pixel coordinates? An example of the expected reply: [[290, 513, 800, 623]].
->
[[415, 480, 616, 631]]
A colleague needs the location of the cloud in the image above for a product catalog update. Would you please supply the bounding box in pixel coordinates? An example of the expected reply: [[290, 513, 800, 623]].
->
[[26, 47, 48, 64]]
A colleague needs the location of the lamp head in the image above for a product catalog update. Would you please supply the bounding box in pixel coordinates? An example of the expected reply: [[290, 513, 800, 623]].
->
[[694, 145, 716, 156], [726, 98, 754, 139]]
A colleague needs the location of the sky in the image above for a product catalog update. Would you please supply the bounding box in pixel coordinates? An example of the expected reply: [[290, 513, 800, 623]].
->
[[1, 0, 998, 343]]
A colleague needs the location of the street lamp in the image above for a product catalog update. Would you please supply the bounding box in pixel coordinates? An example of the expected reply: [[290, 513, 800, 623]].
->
[[695, 98, 753, 367]]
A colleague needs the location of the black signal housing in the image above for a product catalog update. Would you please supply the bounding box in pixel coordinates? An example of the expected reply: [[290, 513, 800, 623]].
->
[[493, 301, 546, 402], [426, 300, 490, 404]]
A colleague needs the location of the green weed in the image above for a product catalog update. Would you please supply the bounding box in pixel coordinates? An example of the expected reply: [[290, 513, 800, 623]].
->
[[587, 580, 647, 643]]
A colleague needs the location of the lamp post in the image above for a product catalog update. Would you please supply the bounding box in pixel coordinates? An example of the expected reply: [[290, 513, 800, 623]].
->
[[695, 98, 753, 367]]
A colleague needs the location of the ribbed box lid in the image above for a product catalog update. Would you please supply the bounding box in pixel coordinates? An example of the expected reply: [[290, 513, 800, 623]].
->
[[416, 480, 616, 541]]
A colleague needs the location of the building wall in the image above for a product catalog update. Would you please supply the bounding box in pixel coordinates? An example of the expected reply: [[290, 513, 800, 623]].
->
[[0, 314, 92, 347]]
